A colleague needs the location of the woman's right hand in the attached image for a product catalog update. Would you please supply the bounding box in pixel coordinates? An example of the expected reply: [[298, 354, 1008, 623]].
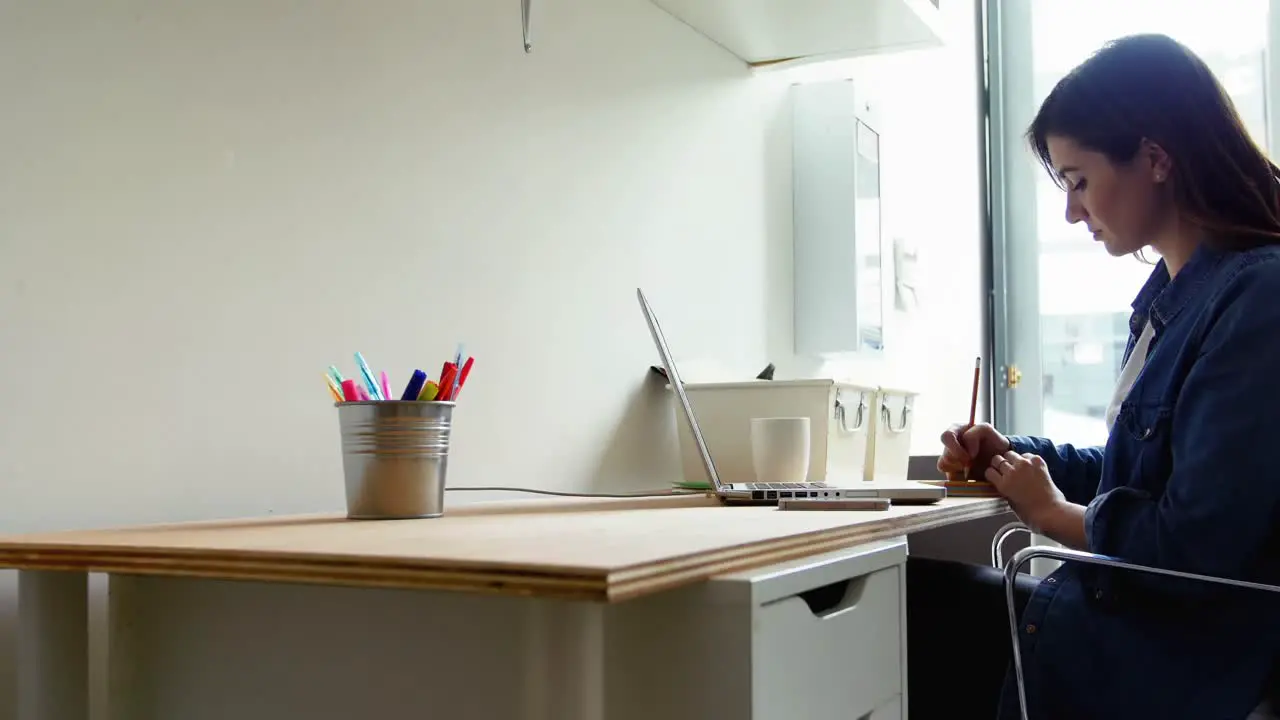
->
[[937, 422, 1012, 480]]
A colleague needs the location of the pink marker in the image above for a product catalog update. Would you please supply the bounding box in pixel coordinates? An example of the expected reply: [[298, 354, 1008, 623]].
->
[[379, 371, 392, 402], [355, 385, 371, 401], [340, 379, 361, 402]]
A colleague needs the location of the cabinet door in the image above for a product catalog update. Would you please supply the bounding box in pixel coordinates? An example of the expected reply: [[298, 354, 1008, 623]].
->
[[793, 79, 884, 357]]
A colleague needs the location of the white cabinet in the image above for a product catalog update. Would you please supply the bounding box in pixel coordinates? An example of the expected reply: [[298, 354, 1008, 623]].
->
[[606, 538, 909, 719], [648, 0, 945, 66], [793, 78, 885, 357]]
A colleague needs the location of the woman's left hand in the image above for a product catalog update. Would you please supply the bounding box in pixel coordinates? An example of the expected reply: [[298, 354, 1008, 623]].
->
[[985, 451, 1065, 531]]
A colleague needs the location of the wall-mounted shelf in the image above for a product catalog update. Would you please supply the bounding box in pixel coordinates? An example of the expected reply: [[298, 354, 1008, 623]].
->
[[649, 0, 946, 67]]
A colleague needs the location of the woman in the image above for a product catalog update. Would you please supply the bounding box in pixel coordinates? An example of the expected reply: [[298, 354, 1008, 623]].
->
[[908, 33, 1280, 720]]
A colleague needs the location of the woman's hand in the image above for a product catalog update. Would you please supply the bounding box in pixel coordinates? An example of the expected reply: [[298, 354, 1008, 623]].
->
[[938, 422, 1012, 479], [985, 451, 1066, 532]]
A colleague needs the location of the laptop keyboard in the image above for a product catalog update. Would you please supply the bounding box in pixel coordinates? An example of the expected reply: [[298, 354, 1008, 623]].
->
[[744, 482, 829, 490]]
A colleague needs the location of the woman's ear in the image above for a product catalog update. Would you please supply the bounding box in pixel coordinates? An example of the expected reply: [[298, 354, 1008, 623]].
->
[[1139, 138, 1173, 183]]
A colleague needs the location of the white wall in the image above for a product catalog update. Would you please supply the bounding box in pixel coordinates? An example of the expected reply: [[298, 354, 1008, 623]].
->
[[0, 0, 782, 533], [0, 0, 984, 713]]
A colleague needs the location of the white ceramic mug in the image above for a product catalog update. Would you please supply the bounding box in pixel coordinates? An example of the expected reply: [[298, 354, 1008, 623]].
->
[[750, 417, 811, 483]]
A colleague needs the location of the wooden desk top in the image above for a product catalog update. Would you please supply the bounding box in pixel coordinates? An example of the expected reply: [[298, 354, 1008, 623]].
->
[[0, 494, 1008, 602]]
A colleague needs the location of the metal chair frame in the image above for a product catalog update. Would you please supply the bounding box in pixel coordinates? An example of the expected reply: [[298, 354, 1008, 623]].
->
[[990, 522, 1280, 720]]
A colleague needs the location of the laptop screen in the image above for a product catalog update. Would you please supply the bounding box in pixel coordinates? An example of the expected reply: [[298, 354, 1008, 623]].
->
[[636, 289, 722, 491]]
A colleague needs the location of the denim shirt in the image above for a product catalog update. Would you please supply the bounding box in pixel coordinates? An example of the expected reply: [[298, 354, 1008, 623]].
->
[[1000, 244, 1280, 720]]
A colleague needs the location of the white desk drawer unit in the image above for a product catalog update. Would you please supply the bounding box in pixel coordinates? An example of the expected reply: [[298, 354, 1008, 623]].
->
[[606, 538, 908, 720], [753, 556, 904, 718]]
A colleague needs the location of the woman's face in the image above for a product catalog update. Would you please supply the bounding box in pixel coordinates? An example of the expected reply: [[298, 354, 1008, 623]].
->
[[1046, 134, 1172, 256]]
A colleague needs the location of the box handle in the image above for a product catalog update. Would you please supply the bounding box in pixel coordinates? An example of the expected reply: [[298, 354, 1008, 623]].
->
[[798, 575, 868, 619], [879, 396, 914, 434], [834, 391, 867, 433]]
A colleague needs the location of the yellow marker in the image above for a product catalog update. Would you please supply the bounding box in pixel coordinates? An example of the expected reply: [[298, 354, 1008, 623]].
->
[[418, 381, 439, 401], [325, 374, 344, 402]]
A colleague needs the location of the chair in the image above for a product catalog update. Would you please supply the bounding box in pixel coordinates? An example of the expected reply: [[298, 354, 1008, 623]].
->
[[990, 522, 1280, 720]]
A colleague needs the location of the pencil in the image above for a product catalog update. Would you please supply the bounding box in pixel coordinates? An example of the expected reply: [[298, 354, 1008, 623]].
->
[[960, 356, 980, 481], [968, 356, 981, 426]]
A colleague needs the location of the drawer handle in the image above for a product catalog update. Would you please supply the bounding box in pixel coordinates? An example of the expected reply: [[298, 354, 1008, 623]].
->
[[798, 575, 868, 619]]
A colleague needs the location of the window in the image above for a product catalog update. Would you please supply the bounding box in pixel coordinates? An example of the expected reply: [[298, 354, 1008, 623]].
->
[[988, 0, 1273, 442]]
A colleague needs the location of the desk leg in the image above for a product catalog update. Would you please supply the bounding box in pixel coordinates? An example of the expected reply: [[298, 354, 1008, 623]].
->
[[520, 599, 604, 720], [105, 574, 143, 720], [18, 571, 89, 720]]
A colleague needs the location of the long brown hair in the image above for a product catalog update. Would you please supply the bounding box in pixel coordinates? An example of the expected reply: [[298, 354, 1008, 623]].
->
[[1027, 33, 1280, 250]]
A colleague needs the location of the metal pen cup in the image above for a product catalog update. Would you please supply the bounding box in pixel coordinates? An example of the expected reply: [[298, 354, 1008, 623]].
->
[[336, 400, 455, 520]]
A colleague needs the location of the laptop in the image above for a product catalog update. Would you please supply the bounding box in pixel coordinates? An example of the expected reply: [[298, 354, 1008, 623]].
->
[[637, 288, 945, 506]]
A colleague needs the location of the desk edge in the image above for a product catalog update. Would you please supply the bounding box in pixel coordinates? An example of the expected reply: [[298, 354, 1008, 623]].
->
[[0, 498, 1009, 603]]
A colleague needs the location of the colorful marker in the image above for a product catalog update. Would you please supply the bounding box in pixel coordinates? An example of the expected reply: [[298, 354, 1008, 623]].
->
[[452, 357, 475, 400], [452, 344, 465, 401], [437, 363, 458, 401], [328, 351, 474, 406], [401, 369, 428, 401], [325, 374, 344, 402], [355, 352, 383, 400]]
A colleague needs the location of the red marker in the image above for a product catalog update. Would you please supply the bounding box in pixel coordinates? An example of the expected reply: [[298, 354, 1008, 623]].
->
[[340, 379, 361, 402], [437, 363, 458, 401]]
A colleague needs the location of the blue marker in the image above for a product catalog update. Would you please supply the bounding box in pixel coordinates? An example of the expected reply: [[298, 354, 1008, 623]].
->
[[401, 369, 428, 401], [354, 352, 383, 400]]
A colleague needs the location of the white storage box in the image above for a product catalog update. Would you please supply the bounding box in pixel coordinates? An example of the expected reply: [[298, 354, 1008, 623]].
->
[[866, 386, 918, 481], [674, 379, 876, 484]]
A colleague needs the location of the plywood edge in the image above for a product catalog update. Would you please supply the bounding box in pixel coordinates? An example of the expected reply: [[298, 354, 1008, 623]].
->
[[0, 552, 612, 601], [0, 543, 606, 579], [0, 498, 1008, 603], [605, 498, 1008, 601]]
